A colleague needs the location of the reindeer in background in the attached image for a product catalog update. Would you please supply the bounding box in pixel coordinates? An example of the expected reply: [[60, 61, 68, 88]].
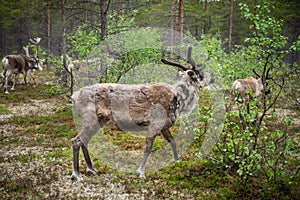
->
[[1, 37, 43, 94], [226, 68, 271, 113]]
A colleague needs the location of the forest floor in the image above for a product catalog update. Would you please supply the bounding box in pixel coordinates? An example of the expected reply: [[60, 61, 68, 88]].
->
[[0, 70, 299, 199], [0, 71, 146, 199]]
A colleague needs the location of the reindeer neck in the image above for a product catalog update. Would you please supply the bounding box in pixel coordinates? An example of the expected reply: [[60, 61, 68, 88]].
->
[[173, 79, 199, 115]]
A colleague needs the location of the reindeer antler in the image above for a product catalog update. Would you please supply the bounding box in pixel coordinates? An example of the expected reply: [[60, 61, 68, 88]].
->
[[187, 46, 206, 71], [253, 69, 260, 78], [30, 37, 41, 45], [29, 37, 41, 58], [187, 47, 197, 70], [161, 46, 206, 71], [23, 47, 30, 57], [161, 58, 191, 71]]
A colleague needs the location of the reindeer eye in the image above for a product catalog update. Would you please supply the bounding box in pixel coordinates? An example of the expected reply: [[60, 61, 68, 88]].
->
[[187, 70, 200, 82], [187, 70, 195, 77], [194, 71, 204, 81]]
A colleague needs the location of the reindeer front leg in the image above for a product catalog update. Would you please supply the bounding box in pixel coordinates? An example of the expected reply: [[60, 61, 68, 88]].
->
[[71, 136, 82, 181], [4, 70, 12, 94], [82, 144, 97, 175], [71, 136, 97, 181], [137, 132, 157, 178], [71, 109, 100, 181], [11, 74, 19, 91], [23, 71, 28, 86]]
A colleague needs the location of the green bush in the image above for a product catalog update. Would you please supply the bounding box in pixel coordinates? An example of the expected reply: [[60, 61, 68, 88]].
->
[[200, 2, 300, 193]]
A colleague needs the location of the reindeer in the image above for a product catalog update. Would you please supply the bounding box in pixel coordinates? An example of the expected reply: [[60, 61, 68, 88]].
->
[[70, 47, 210, 180], [226, 68, 271, 112], [60, 55, 101, 94], [1, 38, 43, 94], [1, 54, 43, 94]]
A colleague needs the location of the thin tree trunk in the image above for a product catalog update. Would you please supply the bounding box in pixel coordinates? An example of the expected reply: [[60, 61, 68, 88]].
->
[[228, 0, 234, 52], [19, 16, 25, 53], [100, 0, 108, 40], [114, 0, 121, 34], [171, 0, 175, 32], [0, 23, 3, 56], [61, 0, 67, 83], [178, 0, 184, 44], [170, 0, 176, 51], [203, 0, 207, 34], [46, 0, 51, 70]]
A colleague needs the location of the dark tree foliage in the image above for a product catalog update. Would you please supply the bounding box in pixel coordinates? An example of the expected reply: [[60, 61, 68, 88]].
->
[[0, 0, 299, 60]]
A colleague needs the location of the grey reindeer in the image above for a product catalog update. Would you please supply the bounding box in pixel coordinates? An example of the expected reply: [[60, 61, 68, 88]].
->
[[70, 47, 210, 180]]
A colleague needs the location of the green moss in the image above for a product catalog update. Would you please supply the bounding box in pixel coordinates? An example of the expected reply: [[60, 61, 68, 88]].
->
[[18, 155, 29, 163], [0, 104, 10, 114]]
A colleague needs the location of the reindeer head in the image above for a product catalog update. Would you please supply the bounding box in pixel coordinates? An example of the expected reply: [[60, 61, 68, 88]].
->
[[31, 57, 43, 71], [253, 68, 271, 96], [23, 46, 43, 71], [161, 47, 208, 89]]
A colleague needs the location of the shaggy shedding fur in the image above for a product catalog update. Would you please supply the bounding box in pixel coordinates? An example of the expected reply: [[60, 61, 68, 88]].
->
[[70, 47, 209, 180]]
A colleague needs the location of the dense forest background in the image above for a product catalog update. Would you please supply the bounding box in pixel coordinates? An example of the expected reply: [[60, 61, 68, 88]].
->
[[0, 0, 299, 64]]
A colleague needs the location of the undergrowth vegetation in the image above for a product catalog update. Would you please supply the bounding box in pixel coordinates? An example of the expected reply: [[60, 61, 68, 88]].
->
[[0, 69, 298, 199]]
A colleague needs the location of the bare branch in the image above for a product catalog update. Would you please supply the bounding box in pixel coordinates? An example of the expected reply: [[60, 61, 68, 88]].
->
[[266, 67, 272, 80]]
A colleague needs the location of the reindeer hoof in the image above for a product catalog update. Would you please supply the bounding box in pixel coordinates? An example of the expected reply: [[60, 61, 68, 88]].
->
[[136, 169, 146, 179], [86, 167, 98, 175], [139, 173, 146, 179], [4, 91, 9, 94], [71, 171, 82, 181]]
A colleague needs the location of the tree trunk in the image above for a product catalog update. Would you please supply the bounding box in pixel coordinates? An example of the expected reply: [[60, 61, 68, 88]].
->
[[178, 0, 184, 43], [203, 0, 207, 34], [171, 0, 176, 31], [46, 0, 51, 70], [100, 0, 108, 40], [228, 0, 234, 52], [61, 0, 67, 83], [170, 0, 176, 50]]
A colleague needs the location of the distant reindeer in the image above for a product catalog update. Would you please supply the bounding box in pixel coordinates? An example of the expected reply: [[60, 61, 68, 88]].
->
[[226, 68, 271, 112], [1, 37, 43, 94], [61, 55, 100, 94], [70, 47, 211, 180]]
